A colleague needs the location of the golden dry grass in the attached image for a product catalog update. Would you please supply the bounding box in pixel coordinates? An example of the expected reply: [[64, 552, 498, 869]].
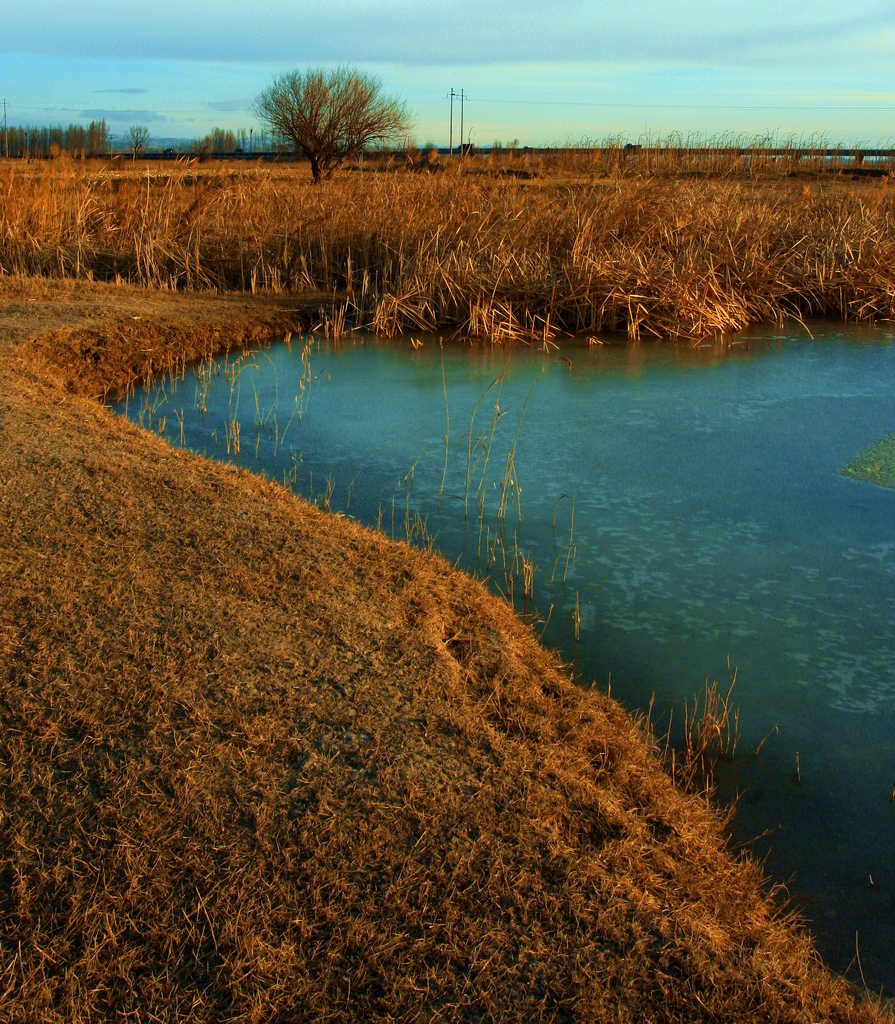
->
[[2, 158, 895, 346], [0, 280, 891, 1022]]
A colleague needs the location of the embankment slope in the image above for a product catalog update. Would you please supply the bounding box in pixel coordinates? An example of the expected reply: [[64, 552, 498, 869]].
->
[[0, 278, 886, 1022]]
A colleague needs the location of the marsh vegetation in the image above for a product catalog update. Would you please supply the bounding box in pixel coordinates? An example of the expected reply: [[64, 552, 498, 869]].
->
[[2, 152, 895, 348]]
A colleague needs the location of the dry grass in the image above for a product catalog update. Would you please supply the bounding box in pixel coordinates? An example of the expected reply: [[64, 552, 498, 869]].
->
[[0, 274, 331, 398], [0, 287, 891, 1021], [657, 661, 741, 795], [503, 140, 888, 181], [1, 157, 893, 1017], [2, 158, 895, 345]]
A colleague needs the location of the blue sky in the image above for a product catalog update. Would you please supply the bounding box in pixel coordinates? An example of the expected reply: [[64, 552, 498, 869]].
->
[[4, 0, 895, 147]]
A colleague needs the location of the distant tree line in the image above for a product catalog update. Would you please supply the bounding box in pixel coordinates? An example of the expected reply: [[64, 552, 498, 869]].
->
[[1, 120, 110, 158], [186, 127, 286, 156], [0, 118, 304, 161]]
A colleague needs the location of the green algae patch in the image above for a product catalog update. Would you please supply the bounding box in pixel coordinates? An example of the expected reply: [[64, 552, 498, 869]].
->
[[842, 433, 895, 488]]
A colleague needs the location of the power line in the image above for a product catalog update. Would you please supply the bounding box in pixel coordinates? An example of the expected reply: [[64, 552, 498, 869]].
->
[[459, 94, 895, 112]]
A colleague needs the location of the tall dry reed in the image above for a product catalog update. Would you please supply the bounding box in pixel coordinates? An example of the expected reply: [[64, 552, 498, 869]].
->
[[2, 159, 895, 342]]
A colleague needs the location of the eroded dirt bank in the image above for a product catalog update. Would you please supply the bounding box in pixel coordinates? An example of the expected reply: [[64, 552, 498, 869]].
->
[[0, 278, 887, 1022], [1, 275, 332, 397]]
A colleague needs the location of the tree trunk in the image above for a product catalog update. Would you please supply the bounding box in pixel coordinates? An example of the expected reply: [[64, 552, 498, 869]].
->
[[309, 153, 322, 184]]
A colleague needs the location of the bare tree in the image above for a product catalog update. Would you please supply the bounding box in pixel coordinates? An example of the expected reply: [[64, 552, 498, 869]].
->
[[255, 67, 409, 183], [126, 125, 150, 159]]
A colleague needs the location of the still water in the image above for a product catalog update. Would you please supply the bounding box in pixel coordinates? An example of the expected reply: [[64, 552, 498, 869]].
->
[[115, 324, 895, 991]]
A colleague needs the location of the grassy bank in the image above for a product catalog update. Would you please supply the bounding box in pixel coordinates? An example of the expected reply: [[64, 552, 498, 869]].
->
[[0, 279, 890, 1021], [2, 158, 895, 344], [0, 274, 331, 397]]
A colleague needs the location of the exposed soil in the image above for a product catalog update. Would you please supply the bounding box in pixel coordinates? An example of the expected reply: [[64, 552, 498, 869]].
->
[[0, 276, 334, 397], [0, 275, 889, 1022]]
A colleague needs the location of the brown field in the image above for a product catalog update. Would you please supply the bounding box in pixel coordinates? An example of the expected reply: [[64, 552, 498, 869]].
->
[[1, 158, 894, 1021]]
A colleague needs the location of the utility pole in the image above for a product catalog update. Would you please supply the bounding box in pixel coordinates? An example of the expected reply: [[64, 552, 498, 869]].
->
[[448, 89, 468, 158], [460, 89, 465, 159], [2, 99, 7, 159]]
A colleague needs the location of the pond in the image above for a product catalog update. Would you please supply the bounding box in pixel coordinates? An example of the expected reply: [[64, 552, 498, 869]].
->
[[115, 323, 895, 992]]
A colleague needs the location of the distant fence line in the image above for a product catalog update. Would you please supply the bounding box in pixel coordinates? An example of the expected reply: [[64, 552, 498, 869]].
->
[[132, 146, 895, 166], [4, 144, 895, 167], [609, 146, 895, 161]]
